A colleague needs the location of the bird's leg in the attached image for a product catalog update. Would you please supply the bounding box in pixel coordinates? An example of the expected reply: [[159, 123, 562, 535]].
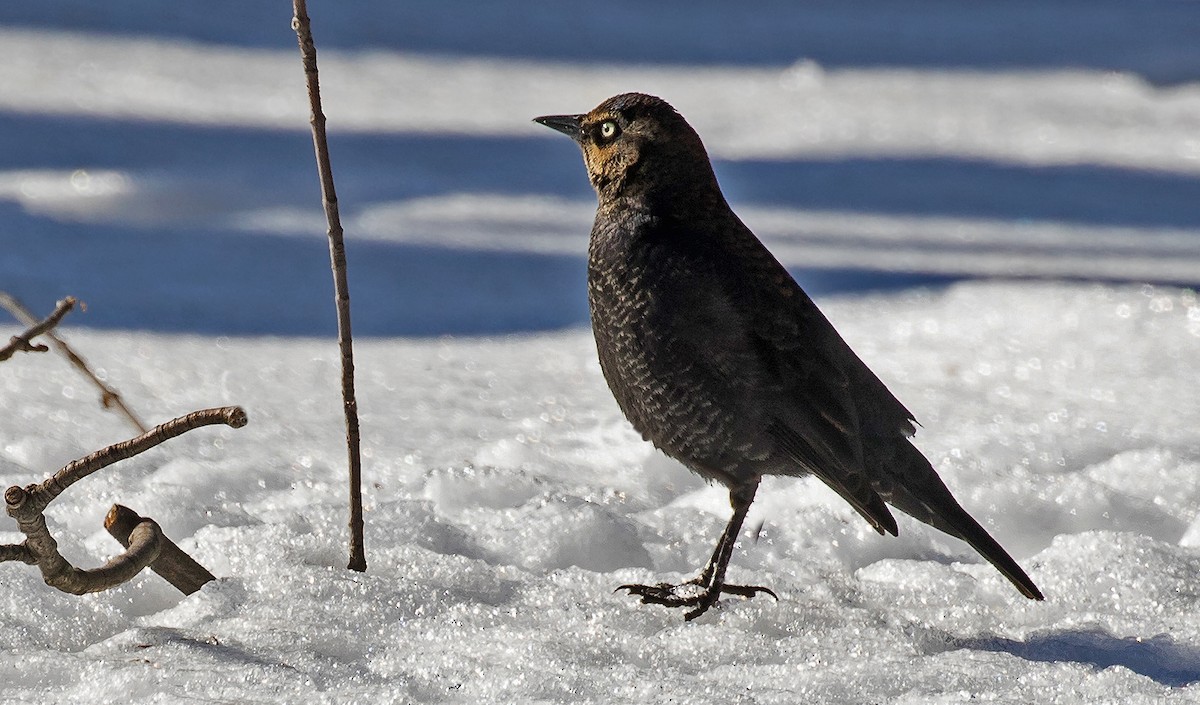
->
[[618, 479, 777, 620]]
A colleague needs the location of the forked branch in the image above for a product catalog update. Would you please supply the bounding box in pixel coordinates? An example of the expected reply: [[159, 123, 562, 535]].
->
[[0, 296, 76, 362], [0, 291, 148, 433]]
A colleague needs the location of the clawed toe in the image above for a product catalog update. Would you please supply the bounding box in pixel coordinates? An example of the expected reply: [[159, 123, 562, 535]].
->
[[614, 482, 775, 620], [719, 583, 779, 600], [615, 582, 702, 607], [616, 579, 777, 619]]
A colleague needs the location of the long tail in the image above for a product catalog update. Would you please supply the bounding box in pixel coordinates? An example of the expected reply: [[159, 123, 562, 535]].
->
[[880, 444, 1044, 601]]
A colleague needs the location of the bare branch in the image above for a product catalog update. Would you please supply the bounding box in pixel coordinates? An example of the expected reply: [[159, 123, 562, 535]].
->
[[106, 504, 215, 595], [2, 490, 163, 594], [0, 542, 35, 564], [292, 0, 367, 573], [10, 406, 247, 518], [0, 297, 76, 362], [0, 291, 148, 433], [3, 407, 245, 595]]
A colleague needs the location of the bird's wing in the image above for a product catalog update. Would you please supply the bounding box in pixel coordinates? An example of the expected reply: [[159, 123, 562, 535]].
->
[[736, 227, 918, 433], [656, 219, 904, 535], [767, 420, 897, 536], [750, 304, 900, 537]]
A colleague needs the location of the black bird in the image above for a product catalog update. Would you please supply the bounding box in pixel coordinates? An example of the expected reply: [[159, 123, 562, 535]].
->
[[534, 93, 1043, 620]]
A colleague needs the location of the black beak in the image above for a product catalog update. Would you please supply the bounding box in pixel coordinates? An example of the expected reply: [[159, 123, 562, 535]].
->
[[533, 114, 584, 143]]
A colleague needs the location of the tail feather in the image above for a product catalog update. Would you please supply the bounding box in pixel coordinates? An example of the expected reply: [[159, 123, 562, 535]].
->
[[880, 444, 1044, 600], [932, 500, 1043, 600]]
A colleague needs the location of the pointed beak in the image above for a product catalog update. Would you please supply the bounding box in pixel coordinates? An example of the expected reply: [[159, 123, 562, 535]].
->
[[533, 114, 585, 143]]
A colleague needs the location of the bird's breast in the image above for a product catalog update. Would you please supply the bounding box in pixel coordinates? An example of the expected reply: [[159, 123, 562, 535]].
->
[[585, 216, 757, 479]]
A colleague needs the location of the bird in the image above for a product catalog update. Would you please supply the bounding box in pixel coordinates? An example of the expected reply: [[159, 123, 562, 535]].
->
[[533, 92, 1044, 620]]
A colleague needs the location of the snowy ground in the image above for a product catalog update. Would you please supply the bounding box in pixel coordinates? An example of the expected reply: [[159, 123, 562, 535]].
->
[[3, 2, 1200, 703], [4, 283, 1200, 703]]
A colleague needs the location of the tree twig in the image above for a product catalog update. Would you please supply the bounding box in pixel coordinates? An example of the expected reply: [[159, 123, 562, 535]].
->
[[2, 406, 245, 595], [0, 297, 76, 362], [291, 0, 367, 573], [10, 406, 248, 518], [106, 504, 215, 595], [0, 292, 148, 433]]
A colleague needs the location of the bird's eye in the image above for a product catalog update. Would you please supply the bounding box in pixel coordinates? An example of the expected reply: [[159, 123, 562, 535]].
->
[[599, 120, 619, 140]]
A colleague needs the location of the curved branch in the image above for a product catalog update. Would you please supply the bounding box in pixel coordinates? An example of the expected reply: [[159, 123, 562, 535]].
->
[[10, 406, 248, 517], [78, 519, 163, 593], [106, 504, 215, 595], [58, 520, 162, 595], [1, 509, 162, 594], [4, 406, 245, 595]]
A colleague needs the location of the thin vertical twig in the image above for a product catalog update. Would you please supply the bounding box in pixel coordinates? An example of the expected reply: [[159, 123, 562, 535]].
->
[[291, 0, 366, 572]]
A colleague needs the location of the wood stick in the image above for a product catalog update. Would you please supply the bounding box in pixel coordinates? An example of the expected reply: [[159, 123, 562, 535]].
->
[[0, 292, 148, 433], [2, 406, 246, 596], [105, 504, 215, 595], [291, 0, 367, 573], [0, 296, 75, 362]]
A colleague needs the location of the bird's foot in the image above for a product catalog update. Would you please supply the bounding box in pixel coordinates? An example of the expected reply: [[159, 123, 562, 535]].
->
[[616, 579, 778, 620]]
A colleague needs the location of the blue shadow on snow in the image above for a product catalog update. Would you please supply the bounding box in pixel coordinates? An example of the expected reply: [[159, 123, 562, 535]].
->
[[0, 200, 955, 337], [966, 629, 1200, 688], [2, 113, 1198, 336], [6, 113, 1200, 231], [2, 1, 1198, 84]]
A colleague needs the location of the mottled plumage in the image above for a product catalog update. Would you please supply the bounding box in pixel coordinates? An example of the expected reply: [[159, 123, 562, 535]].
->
[[535, 93, 1042, 620]]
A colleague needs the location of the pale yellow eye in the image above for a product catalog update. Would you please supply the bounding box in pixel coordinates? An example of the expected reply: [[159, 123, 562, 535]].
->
[[600, 121, 619, 139]]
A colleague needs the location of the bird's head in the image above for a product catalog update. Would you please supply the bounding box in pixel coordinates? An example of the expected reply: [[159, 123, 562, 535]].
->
[[534, 93, 718, 204]]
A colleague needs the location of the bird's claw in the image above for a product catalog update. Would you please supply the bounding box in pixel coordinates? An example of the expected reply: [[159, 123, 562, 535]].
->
[[616, 580, 778, 620], [719, 584, 779, 600]]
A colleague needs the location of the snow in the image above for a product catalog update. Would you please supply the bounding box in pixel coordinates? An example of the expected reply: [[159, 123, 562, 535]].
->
[[3, 2, 1200, 703], [3, 284, 1200, 702]]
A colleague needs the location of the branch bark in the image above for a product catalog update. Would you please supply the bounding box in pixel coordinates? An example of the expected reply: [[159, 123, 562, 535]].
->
[[0, 292, 148, 433], [10, 406, 248, 518], [292, 0, 367, 573], [0, 543, 35, 564], [2, 406, 245, 595], [106, 504, 215, 595], [0, 296, 76, 362]]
